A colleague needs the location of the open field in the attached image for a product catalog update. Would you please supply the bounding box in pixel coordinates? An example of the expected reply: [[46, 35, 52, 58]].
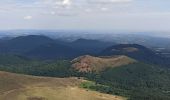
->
[[0, 71, 126, 100]]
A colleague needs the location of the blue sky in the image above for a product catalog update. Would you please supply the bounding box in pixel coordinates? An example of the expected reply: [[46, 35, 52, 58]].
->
[[0, 0, 170, 32]]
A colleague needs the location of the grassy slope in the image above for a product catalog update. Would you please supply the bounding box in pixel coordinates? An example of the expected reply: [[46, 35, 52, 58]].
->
[[1, 55, 170, 99], [0, 71, 126, 100]]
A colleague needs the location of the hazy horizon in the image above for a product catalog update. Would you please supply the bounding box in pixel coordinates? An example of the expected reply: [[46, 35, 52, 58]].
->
[[1, 0, 170, 33], [1, 1, 170, 100], [0, 29, 170, 39]]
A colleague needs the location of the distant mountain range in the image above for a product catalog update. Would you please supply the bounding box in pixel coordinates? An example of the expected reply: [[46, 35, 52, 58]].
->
[[0, 35, 169, 67], [0, 35, 114, 59], [0, 35, 170, 100]]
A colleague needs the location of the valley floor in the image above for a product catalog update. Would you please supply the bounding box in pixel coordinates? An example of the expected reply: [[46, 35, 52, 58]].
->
[[0, 71, 126, 100]]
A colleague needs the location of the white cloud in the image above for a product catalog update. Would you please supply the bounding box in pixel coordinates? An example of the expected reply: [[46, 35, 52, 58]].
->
[[101, 7, 109, 11], [87, 0, 133, 4], [24, 16, 32, 20], [62, 0, 71, 6], [50, 11, 56, 15], [85, 8, 92, 13], [110, 0, 133, 3]]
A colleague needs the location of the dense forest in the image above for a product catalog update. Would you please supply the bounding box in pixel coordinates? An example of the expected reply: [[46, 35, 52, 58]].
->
[[0, 55, 170, 100]]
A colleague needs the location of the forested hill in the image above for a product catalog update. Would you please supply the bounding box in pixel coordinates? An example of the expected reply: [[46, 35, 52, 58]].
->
[[100, 44, 170, 67], [0, 54, 170, 99]]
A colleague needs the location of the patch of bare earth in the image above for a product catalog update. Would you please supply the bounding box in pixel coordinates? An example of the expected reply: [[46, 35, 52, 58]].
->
[[71, 55, 136, 73], [27, 97, 47, 100]]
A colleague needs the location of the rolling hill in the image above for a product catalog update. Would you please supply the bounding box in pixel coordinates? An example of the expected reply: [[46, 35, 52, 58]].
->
[[0, 71, 125, 100], [0, 34, 170, 100], [0, 35, 55, 54], [0, 35, 116, 60], [0, 53, 170, 100], [70, 54, 170, 100], [100, 44, 170, 67], [0, 35, 85, 60]]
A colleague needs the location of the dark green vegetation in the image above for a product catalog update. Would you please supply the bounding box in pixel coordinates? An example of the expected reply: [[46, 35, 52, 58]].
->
[[0, 55, 72, 77], [80, 81, 112, 94], [92, 63, 170, 100], [100, 44, 170, 67], [78, 63, 170, 100], [0, 35, 169, 66], [1, 35, 170, 100], [0, 54, 170, 100]]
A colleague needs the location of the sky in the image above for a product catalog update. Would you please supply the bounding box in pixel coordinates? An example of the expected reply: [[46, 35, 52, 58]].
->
[[0, 0, 170, 32]]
